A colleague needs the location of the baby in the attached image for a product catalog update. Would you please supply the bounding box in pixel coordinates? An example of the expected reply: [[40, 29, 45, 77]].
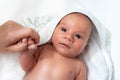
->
[[22, 12, 93, 80]]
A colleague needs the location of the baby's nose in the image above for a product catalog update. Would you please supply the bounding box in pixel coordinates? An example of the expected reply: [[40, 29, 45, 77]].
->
[[65, 34, 73, 42]]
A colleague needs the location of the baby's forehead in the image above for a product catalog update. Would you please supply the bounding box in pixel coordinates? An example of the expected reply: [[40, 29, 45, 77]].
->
[[69, 12, 95, 28], [57, 12, 95, 32]]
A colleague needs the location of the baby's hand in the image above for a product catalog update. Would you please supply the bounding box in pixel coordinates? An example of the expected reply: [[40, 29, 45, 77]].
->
[[17, 37, 38, 51], [17, 38, 28, 51]]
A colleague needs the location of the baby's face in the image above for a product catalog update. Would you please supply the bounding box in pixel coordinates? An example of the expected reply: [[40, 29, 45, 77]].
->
[[52, 13, 92, 57]]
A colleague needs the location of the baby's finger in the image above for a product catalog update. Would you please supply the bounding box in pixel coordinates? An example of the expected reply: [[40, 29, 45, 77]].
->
[[28, 37, 35, 46], [17, 38, 27, 45], [28, 44, 37, 50]]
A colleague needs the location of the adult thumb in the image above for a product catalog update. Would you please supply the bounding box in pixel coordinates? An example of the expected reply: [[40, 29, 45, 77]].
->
[[7, 42, 28, 52]]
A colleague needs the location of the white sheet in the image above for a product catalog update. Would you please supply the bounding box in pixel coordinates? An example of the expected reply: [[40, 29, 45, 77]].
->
[[0, 53, 26, 80], [0, 0, 119, 80]]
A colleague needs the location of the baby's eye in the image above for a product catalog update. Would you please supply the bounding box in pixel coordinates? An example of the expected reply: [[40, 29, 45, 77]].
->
[[75, 34, 81, 39], [61, 27, 67, 32]]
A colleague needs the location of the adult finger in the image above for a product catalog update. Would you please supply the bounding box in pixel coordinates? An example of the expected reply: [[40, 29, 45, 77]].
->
[[5, 41, 28, 52], [17, 28, 39, 43], [8, 28, 40, 45]]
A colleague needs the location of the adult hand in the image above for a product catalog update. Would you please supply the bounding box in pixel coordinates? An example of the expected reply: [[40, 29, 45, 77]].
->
[[0, 20, 39, 52]]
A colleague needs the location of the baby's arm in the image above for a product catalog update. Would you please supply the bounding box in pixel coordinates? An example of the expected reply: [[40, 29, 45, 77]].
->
[[19, 38, 38, 72], [76, 62, 88, 80], [20, 49, 37, 72]]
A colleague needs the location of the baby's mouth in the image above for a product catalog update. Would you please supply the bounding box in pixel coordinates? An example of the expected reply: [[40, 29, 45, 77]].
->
[[59, 43, 70, 49]]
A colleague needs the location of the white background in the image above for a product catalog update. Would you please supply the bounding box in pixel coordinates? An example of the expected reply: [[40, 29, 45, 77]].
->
[[0, 0, 120, 80]]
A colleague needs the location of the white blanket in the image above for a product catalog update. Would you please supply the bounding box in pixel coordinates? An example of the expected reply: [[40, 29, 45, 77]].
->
[[39, 7, 113, 80]]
